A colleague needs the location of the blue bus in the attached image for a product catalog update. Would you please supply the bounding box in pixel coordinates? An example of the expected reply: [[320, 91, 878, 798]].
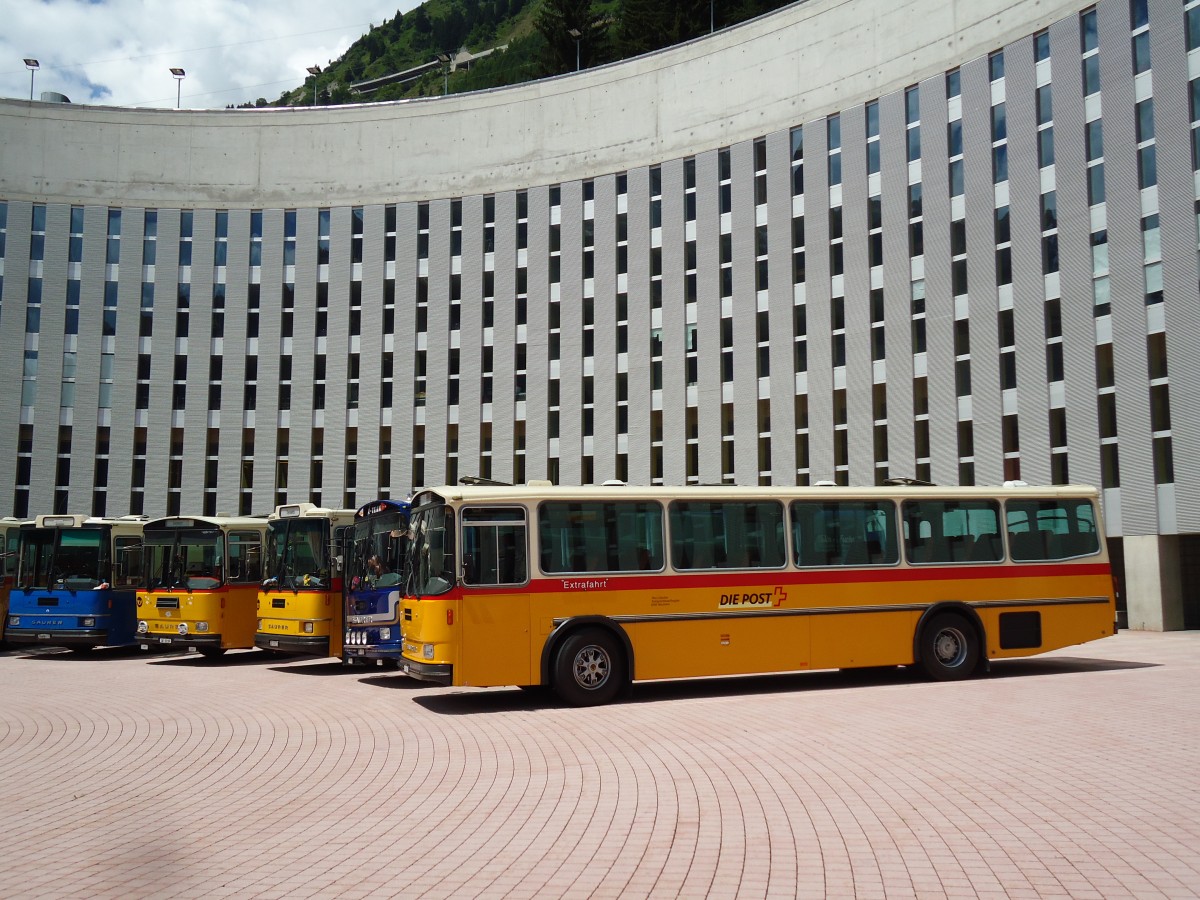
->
[[6, 514, 146, 650], [343, 499, 410, 666]]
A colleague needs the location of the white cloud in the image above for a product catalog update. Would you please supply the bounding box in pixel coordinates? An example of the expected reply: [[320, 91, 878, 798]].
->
[[0, 0, 420, 108]]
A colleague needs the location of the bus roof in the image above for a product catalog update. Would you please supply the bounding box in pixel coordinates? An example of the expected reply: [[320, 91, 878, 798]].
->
[[30, 514, 150, 530], [268, 503, 356, 523], [354, 499, 412, 520], [410, 482, 1103, 507], [142, 515, 268, 531]]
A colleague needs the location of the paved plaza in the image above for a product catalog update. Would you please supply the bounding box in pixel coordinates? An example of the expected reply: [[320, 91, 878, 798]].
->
[[1, 631, 1198, 898]]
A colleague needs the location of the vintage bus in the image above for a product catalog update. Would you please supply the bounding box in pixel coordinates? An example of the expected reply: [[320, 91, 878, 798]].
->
[[1, 517, 30, 645], [6, 514, 145, 650], [398, 482, 1117, 705], [256, 503, 355, 656], [343, 499, 411, 666], [137, 515, 268, 658]]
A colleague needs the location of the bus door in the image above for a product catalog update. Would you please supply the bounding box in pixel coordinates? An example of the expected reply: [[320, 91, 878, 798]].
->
[[225, 530, 264, 645], [328, 524, 351, 658], [458, 506, 532, 686]]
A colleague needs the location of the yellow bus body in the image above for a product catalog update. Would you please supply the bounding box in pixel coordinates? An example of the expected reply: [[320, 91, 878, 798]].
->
[[255, 505, 354, 657], [405, 569, 1114, 687], [138, 583, 260, 652], [399, 484, 1116, 701], [137, 515, 269, 657], [257, 587, 343, 656]]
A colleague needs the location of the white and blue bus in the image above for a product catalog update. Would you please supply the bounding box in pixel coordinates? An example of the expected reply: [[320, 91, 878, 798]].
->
[[6, 514, 146, 650], [343, 499, 411, 666]]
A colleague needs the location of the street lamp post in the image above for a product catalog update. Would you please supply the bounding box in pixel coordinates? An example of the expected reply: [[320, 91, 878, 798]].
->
[[169, 67, 185, 108], [306, 65, 322, 106], [568, 28, 581, 72], [24, 58, 39, 101]]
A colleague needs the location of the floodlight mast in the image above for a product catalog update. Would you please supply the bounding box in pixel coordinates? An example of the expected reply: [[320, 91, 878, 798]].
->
[[170, 67, 185, 108]]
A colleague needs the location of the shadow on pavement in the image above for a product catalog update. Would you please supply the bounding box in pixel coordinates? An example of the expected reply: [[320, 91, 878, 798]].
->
[[411, 654, 1158, 715], [8, 644, 185, 661], [988, 655, 1156, 677], [269, 659, 369, 676], [357, 673, 434, 690], [147, 649, 278, 667]]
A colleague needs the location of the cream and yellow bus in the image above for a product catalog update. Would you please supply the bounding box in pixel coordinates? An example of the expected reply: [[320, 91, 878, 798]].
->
[[398, 482, 1117, 705], [137, 515, 268, 658], [256, 503, 355, 656]]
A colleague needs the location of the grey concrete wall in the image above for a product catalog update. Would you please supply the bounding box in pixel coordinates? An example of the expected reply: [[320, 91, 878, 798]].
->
[[0, 0, 1088, 209]]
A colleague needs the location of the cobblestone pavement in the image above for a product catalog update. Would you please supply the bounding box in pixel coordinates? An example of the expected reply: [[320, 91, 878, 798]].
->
[[1, 631, 1198, 899]]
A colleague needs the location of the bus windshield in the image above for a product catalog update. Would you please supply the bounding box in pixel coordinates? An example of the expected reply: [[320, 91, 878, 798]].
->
[[348, 512, 407, 590], [145, 529, 224, 591], [19, 528, 107, 590], [404, 504, 455, 597], [264, 518, 330, 590]]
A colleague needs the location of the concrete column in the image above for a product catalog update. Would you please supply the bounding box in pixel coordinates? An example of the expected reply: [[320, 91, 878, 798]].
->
[[1123, 534, 1185, 631]]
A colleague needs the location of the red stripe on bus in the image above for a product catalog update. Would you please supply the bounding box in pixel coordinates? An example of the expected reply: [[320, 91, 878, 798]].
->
[[411, 561, 1112, 599]]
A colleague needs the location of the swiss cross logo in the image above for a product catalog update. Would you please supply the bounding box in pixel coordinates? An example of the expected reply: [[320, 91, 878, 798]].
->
[[773, 585, 788, 607]]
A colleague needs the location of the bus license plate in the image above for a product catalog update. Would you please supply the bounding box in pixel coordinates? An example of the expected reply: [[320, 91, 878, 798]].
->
[[270, 640, 279, 647], [38, 633, 51, 639], [159, 637, 171, 644]]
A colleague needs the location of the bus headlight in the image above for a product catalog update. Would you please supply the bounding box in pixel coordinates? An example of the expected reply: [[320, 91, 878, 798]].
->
[[8, 616, 19, 627], [423, 643, 435, 660], [379, 627, 391, 640], [177, 623, 188, 635], [257, 619, 263, 631], [136, 620, 147, 634], [195, 622, 209, 633], [81, 617, 96, 628], [302, 622, 314, 634]]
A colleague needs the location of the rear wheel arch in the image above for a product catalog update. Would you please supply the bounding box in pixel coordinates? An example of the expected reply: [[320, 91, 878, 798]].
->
[[913, 602, 988, 678], [538, 616, 634, 689]]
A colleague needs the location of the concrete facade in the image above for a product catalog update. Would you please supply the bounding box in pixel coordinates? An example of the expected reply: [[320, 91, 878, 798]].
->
[[1, 0, 1200, 628]]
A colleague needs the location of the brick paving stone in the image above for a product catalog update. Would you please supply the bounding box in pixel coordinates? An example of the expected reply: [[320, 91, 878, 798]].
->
[[1, 632, 1199, 896]]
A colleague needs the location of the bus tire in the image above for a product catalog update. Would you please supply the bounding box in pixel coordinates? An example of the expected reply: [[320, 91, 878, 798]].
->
[[918, 613, 979, 681], [198, 646, 226, 659], [552, 628, 625, 707]]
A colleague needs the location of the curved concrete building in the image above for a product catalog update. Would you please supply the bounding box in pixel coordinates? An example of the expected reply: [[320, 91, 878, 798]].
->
[[1, 0, 1198, 628]]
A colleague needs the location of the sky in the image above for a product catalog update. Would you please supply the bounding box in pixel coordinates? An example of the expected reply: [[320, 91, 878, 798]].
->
[[1, 0, 421, 109]]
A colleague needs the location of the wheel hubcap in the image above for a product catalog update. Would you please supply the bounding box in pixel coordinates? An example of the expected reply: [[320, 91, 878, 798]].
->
[[934, 627, 967, 667], [573, 645, 610, 689]]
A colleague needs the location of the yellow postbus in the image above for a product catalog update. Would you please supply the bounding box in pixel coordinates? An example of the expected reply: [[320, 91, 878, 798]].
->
[[1, 517, 31, 646], [398, 482, 1117, 705], [136, 515, 268, 658], [256, 503, 355, 656]]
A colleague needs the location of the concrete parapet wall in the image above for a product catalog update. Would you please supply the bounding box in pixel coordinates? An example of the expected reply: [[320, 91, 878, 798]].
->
[[0, 0, 1086, 208]]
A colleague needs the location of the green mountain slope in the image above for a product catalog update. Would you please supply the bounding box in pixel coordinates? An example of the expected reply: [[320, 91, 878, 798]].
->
[[233, 0, 792, 108]]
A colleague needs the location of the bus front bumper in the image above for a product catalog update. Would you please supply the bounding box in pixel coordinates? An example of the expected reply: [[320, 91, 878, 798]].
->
[[401, 659, 453, 685], [6, 628, 113, 649], [255, 634, 329, 655], [139, 633, 223, 651]]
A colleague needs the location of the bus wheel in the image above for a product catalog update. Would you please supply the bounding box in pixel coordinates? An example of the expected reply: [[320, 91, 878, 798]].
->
[[918, 613, 979, 681], [198, 647, 226, 660], [553, 628, 625, 707]]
